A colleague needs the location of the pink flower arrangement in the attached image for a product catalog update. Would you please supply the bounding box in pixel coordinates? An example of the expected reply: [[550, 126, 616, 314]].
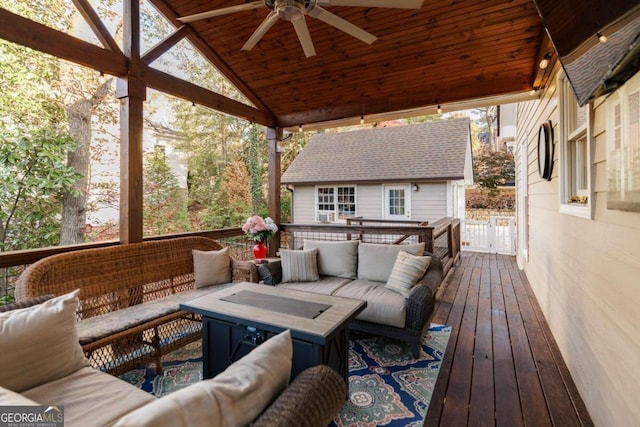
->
[[242, 215, 278, 242]]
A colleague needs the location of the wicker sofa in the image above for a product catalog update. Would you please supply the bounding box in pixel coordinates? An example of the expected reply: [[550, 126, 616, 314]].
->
[[261, 240, 444, 357], [0, 294, 346, 427], [14, 236, 257, 376]]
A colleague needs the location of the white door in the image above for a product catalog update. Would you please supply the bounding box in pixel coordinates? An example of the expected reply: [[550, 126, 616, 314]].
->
[[384, 185, 411, 219]]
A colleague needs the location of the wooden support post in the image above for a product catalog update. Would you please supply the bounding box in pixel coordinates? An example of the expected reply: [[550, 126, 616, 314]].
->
[[267, 127, 282, 257], [117, 0, 145, 244]]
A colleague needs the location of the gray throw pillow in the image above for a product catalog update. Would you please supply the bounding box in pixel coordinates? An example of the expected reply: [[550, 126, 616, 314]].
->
[[303, 240, 359, 278], [357, 242, 425, 283], [280, 248, 320, 283]]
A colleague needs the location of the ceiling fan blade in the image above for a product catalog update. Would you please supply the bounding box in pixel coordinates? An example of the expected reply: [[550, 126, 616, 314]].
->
[[308, 7, 377, 45], [292, 17, 316, 58], [318, 0, 423, 8], [242, 11, 279, 51], [177, 1, 265, 23]]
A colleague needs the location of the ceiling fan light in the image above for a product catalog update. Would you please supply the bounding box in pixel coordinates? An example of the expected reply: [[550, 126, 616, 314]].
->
[[275, 0, 306, 21]]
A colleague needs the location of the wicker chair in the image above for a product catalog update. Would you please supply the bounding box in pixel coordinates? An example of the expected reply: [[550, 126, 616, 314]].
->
[[14, 237, 257, 376], [1, 296, 347, 426]]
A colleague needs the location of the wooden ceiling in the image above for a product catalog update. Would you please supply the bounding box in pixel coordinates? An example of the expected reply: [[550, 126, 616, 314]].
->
[[149, 0, 547, 128]]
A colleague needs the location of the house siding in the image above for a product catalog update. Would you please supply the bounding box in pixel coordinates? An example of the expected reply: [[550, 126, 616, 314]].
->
[[290, 182, 450, 223], [516, 68, 640, 426], [411, 182, 448, 221]]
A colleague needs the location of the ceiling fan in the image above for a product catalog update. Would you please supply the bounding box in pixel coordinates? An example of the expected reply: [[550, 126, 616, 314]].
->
[[177, 0, 423, 58]]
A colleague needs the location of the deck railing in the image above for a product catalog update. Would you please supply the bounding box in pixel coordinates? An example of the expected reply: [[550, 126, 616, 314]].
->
[[0, 218, 462, 305], [0, 228, 250, 305], [280, 217, 461, 275]]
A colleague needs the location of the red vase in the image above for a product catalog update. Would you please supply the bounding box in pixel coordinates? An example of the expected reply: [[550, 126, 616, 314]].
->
[[253, 241, 268, 260]]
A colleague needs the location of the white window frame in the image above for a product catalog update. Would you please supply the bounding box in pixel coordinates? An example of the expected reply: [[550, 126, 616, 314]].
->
[[605, 71, 640, 212], [315, 185, 356, 223], [518, 138, 529, 263], [558, 73, 594, 219]]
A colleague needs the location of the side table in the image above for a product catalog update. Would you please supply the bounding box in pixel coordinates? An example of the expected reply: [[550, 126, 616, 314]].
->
[[255, 258, 281, 285]]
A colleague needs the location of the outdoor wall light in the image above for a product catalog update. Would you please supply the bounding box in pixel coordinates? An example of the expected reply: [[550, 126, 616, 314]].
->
[[597, 32, 608, 43], [360, 115, 364, 125], [539, 52, 552, 70], [412, 184, 419, 191], [437, 105, 442, 114]]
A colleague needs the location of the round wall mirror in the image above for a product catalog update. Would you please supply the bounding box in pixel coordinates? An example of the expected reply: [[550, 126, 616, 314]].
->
[[537, 120, 554, 180]]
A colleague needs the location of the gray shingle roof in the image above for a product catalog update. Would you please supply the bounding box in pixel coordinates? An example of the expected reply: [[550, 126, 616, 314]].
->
[[282, 118, 471, 184]]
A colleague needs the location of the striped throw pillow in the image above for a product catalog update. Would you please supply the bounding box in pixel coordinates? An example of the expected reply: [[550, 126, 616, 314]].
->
[[280, 248, 319, 283], [385, 251, 432, 297]]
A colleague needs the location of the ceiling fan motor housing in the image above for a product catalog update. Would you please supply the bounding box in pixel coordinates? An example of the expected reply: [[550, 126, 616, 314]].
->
[[266, 0, 312, 21]]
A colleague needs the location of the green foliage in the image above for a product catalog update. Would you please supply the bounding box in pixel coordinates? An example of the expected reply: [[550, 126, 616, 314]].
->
[[245, 124, 264, 214], [0, 128, 80, 251], [143, 147, 190, 235], [473, 147, 515, 196]]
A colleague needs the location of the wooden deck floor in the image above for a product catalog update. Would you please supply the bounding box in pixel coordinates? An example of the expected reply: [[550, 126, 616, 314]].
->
[[425, 252, 594, 427]]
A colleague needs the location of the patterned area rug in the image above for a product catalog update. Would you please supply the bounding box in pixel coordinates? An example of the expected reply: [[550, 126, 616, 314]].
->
[[119, 324, 451, 426]]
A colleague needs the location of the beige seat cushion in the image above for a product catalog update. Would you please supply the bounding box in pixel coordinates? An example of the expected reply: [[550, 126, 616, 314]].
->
[[114, 330, 293, 427], [281, 248, 319, 282], [0, 290, 90, 392], [385, 251, 432, 297], [334, 279, 406, 328], [277, 276, 352, 295], [303, 240, 359, 278], [193, 247, 231, 288], [357, 242, 425, 283], [0, 386, 40, 406], [77, 283, 236, 345], [22, 366, 155, 427]]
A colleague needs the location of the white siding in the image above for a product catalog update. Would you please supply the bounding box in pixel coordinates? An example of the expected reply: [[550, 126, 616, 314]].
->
[[290, 182, 451, 223], [291, 186, 316, 223], [411, 182, 447, 221], [355, 185, 381, 218], [517, 68, 640, 426]]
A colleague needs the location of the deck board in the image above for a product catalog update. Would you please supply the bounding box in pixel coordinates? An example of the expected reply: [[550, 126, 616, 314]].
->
[[425, 252, 594, 427]]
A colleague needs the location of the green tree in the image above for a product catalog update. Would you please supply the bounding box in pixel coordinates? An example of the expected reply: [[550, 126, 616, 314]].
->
[[0, 129, 80, 251], [143, 147, 190, 235], [473, 146, 515, 197]]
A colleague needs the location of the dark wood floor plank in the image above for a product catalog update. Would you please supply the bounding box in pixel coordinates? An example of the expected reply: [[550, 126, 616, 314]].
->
[[500, 268, 552, 426], [491, 260, 524, 427], [439, 264, 482, 426], [469, 256, 495, 426], [425, 253, 592, 427], [425, 256, 474, 426], [509, 266, 594, 427]]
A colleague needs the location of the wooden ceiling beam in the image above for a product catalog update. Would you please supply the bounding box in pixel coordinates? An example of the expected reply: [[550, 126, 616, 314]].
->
[[146, 67, 275, 127], [276, 78, 531, 127], [142, 24, 192, 64], [72, 0, 122, 53], [147, 0, 273, 114], [0, 8, 127, 76]]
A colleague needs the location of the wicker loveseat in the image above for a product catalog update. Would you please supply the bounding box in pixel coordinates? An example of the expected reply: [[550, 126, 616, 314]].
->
[[0, 295, 346, 427], [14, 236, 256, 376]]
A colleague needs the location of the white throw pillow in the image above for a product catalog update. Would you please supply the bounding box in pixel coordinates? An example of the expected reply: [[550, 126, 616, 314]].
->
[[357, 242, 425, 282], [114, 330, 293, 427], [385, 251, 432, 297], [303, 240, 359, 278], [280, 248, 320, 282], [193, 247, 231, 288], [0, 290, 90, 392]]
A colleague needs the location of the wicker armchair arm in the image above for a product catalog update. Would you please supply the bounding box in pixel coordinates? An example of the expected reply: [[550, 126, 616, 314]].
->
[[0, 295, 53, 313], [252, 365, 346, 427]]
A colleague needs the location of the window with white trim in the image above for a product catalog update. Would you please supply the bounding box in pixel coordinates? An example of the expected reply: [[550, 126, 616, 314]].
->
[[559, 73, 593, 218], [605, 71, 640, 212], [316, 186, 356, 222]]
